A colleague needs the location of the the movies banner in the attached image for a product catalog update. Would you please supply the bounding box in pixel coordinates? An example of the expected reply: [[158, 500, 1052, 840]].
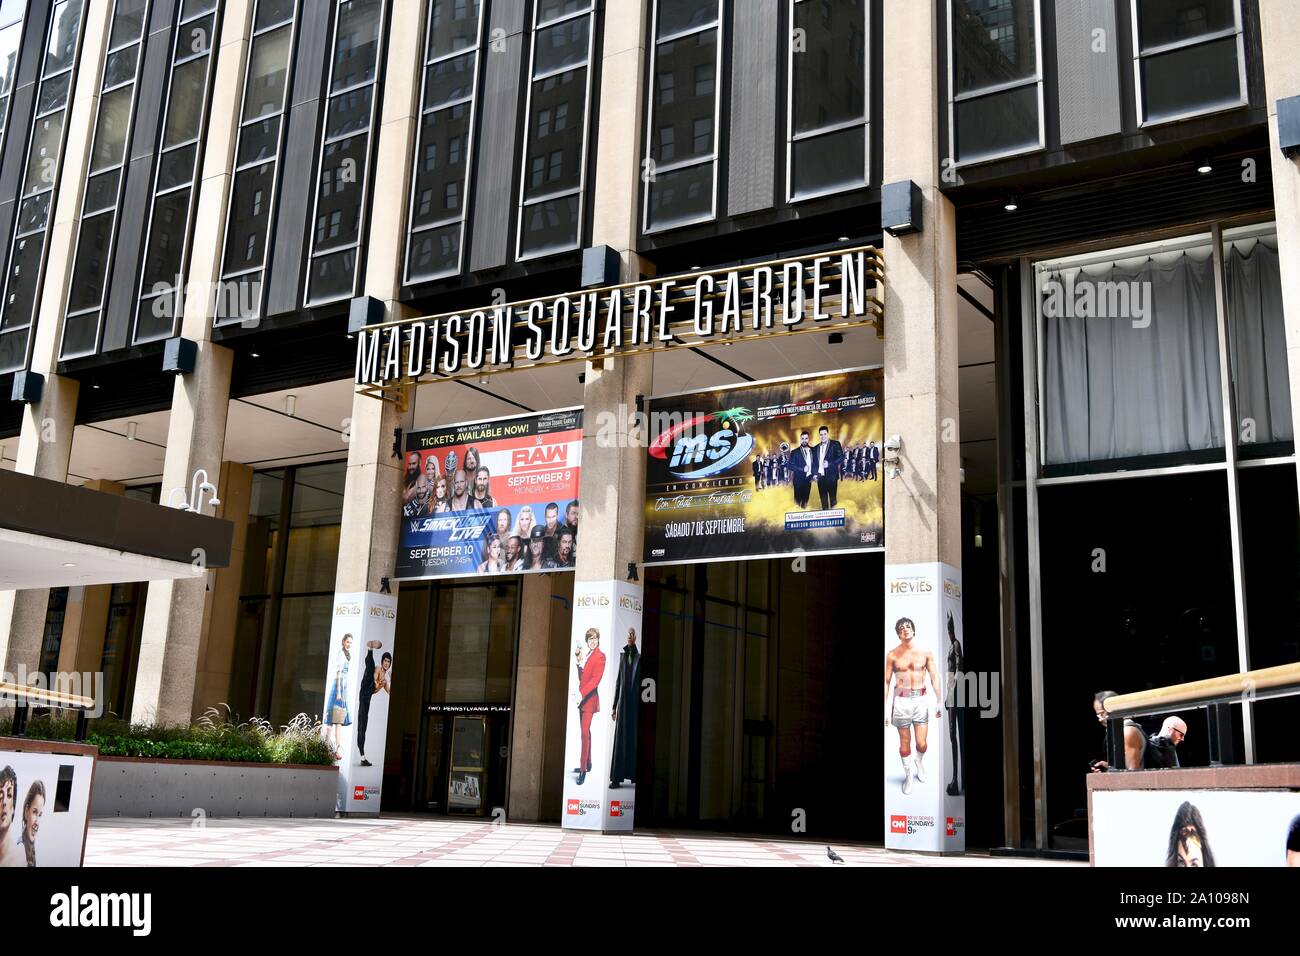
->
[[397, 408, 583, 579], [0, 739, 96, 866], [321, 592, 398, 813], [1093, 789, 1300, 866], [883, 563, 965, 853], [643, 368, 884, 565], [561, 580, 644, 832]]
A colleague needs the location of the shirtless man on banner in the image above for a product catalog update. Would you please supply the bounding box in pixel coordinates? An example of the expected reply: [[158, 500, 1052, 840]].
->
[[884, 617, 944, 795]]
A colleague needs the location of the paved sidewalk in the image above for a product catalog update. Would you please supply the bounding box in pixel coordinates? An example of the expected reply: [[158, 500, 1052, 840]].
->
[[84, 815, 1082, 867]]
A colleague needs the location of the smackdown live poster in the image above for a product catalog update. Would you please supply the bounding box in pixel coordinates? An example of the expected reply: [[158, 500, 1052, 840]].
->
[[642, 368, 884, 565], [396, 409, 583, 579]]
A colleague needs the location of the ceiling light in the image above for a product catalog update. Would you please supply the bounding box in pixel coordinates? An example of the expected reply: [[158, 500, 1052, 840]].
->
[[62, 562, 77, 568], [1003, 198, 1019, 212], [837, 236, 850, 242], [126, 421, 138, 441], [250, 351, 260, 358], [479, 375, 489, 385], [285, 394, 297, 417], [1197, 159, 1213, 174]]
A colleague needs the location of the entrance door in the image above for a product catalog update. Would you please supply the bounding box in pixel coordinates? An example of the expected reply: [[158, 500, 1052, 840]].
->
[[410, 581, 519, 814], [418, 710, 512, 814]]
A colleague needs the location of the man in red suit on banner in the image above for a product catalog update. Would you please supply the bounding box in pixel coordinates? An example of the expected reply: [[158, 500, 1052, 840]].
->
[[574, 627, 605, 786]]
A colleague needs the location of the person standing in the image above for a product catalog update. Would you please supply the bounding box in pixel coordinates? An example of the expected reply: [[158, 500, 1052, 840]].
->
[[752, 455, 763, 490], [356, 640, 392, 768], [815, 425, 844, 509], [609, 628, 641, 789], [790, 431, 814, 509], [945, 612, 966, 796], [884, 617, 944, 795], [573, 628, 605, 786], [324, 634, 353, 761], [868, 440, 880, 480]]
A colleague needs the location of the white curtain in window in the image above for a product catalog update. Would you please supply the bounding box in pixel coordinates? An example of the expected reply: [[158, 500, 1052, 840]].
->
[[1226, 237, 1292, 445], [1042, 249, 1223, 465]]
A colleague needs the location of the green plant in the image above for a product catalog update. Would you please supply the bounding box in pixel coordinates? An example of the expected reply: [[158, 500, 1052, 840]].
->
[[0, 705, 335, 766]]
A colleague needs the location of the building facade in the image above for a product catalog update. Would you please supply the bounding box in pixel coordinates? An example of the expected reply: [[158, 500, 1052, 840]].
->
[[0, 0, 1297, 849]]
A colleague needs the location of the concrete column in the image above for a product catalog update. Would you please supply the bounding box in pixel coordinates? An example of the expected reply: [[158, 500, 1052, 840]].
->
[[131, 0, 254, 725], [0, 0, 115, 676], [53, 481, 126, 682], [1259, 1, 1300, 507], [881, 0, 962, 570], [880, 0, 964, 849], [191, 461, 254, 719], [334, 0, 424, 599]]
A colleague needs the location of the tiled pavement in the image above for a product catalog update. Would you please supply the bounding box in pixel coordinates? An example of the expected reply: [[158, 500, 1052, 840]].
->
[[84, 815, 1082, 867]]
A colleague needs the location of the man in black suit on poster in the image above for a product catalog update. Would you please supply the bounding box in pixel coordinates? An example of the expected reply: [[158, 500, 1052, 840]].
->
[[814, 426, 844, 509], [868, 440, 880, 480], [789, 431, 815, 509]]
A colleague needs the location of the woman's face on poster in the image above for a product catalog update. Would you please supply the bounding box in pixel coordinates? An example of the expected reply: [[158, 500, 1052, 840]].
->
[[24, 792, 43, 839], [424, 456, 438, 481]]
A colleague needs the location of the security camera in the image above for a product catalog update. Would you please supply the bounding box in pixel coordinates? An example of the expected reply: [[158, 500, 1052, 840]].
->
[[882, 434, 902, 479]]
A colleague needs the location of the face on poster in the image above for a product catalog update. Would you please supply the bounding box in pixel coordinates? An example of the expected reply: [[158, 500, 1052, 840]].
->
[[397, 409, 583, 579], [1093, 789, 1300, 866], [883, 563, 964, 852], [0, 747, 94, 867], [321, 592, 397, 813], [562, 581, 643, 831], [643, 368, 884, 566]]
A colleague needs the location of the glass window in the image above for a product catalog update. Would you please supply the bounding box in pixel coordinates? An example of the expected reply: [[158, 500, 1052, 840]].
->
[[304, 0, 388, 305], [60, 0, 148, 360], [948, 0, 1041, 165], [1037, 236, 1225, 469], [236, 463, 345, 726], [788, 0, 867, 201], [516, 1, 593, 258], [1133, 0, 1244, 124], [0, 0, 85, 373], [135, 2, 224, 344], [405, 0, 483, 282], [243, 26, 292, 121], [1223, 226, 1292, 454], [218, 0, 298, 325], [644, 0, 719, 233]]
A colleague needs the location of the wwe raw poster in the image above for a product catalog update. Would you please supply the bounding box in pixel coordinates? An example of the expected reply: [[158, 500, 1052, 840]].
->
[[396, 409, 583, 579], [643, 368, 884, 565]]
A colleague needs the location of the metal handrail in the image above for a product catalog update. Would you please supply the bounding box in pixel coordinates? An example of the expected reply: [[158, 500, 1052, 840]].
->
[[1, 681, 96, 741], [1103, 662, 1300, 769], [1103, 662, 1300, 716]]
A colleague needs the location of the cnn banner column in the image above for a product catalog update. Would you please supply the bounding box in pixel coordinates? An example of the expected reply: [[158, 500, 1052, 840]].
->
[[320, 592, 398, 813], [561, 581, 644, 830], [884, 564, 965, 851]]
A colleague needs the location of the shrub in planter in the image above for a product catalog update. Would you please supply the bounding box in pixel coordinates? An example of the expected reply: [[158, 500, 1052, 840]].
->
[[0, 706, 336, 766]]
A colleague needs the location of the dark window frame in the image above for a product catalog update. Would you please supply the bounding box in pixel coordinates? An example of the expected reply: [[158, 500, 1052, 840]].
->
[[945, 0, 1044, 169], [60, 0, 156, 361], [133, 0, 225, 345]]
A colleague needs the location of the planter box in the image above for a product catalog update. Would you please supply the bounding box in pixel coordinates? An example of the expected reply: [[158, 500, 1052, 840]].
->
[[90, 756, 338, 819]]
